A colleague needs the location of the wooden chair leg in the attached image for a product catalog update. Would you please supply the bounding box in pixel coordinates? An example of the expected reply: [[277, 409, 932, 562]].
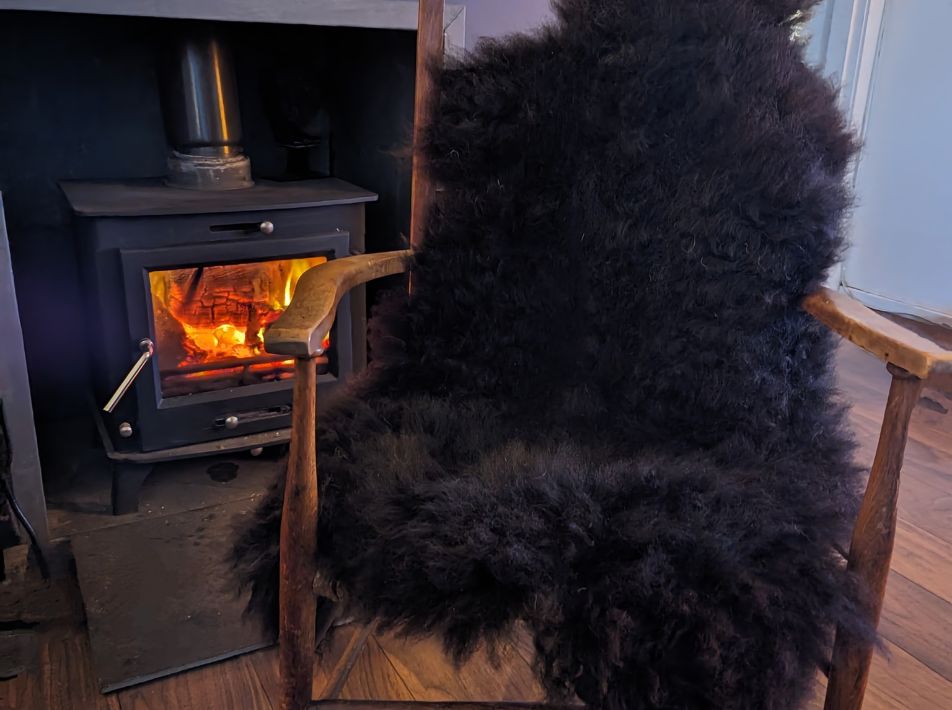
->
[[824, 364, 923, 710], [281, 357, 320, 710]]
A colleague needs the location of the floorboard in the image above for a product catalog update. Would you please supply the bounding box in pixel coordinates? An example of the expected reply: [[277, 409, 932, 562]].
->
[[0, 624, 121, 710], [374, 631, 545, 703], [892, 518, 952, 604], [337, 636, 416, 702], [878, 571, 952, 683], [808, 638, 952, 710], [863, 640, 952, 710], [249, 622, 373, 704], [116, 655, 271, 710]]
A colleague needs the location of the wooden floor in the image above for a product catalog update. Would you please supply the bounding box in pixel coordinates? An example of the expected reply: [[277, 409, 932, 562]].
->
[[3, 345, 952, 709]]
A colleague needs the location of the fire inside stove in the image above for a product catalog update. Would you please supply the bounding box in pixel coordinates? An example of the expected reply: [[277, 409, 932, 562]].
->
[[148, 255, 329, 396]]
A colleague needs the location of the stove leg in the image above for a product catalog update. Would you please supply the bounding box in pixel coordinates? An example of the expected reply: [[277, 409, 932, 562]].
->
[[111, 462, 153, 515]]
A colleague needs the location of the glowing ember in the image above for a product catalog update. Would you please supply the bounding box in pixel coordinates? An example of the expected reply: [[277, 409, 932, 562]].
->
[[148, 255, 329, 395]]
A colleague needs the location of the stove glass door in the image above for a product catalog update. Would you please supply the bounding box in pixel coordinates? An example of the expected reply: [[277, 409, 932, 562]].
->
[[147, 254, 328, 396]]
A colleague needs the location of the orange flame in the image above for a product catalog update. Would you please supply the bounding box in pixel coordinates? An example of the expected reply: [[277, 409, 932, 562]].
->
[[148, 256, 328, 377]]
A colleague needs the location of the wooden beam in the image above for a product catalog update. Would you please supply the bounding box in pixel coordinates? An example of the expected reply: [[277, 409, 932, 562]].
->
[[410, 0, 444, 249]]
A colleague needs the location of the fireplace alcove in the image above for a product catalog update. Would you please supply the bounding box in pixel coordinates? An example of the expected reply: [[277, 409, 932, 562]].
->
[[0, 2, 464, 535]]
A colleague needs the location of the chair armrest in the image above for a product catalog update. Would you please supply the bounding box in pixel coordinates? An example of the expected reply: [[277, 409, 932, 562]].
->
[[803, 287, 952, 383], [265, 250, 412, 358]]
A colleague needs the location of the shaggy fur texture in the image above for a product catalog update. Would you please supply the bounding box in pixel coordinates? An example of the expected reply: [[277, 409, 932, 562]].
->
[[235, 1, 872, 707]]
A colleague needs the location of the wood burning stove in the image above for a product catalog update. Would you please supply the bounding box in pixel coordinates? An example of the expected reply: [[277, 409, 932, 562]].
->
[[62, 178, 377, 512]]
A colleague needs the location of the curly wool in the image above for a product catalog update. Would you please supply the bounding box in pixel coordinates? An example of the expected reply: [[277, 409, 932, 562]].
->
[[235, 1, 871, 707]]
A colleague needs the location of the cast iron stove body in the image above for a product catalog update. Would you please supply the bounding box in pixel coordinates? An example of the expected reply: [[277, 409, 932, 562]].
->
[[64, 178, 377, 458]]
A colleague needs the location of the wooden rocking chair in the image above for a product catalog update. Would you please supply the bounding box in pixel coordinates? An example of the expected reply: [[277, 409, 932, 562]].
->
[[261, 3, 952, 709]]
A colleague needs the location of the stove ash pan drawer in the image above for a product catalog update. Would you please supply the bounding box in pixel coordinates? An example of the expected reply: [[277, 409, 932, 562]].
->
[[131, 372, 343, 453]]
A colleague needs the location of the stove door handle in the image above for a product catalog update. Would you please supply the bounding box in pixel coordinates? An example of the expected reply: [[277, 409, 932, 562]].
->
[[103, 338, 155, 413]]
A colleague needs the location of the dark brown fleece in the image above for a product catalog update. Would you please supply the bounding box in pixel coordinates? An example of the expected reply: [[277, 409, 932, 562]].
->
[[235, 2, 871, 707]]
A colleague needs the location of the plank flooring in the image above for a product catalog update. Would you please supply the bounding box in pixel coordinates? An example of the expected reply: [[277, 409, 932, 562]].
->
[[4, 344, 952, 709]]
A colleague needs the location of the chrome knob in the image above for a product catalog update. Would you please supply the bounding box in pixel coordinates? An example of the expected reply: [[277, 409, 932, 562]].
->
[[118, 422, 134, 438], [224, 415, 239, 430], [259, 221, 275, 235]]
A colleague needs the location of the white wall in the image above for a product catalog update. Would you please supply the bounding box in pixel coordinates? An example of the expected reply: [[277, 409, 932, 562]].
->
[[803, 0, 854, 82], [806, 0, 952, 322], [457, 0, 554, 47], [840, 1, 952, 322]]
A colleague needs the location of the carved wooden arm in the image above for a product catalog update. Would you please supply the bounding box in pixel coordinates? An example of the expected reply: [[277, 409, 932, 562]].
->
[[804, 287, 952, 385], [265, 250, 413, 358], [803, 287, 952, 710]]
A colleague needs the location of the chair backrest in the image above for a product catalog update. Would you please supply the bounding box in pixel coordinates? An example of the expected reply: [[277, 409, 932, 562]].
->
[[395, 0, 854, 461]]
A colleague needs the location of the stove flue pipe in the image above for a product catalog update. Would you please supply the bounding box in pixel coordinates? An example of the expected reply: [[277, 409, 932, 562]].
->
[[159, 30, 253, 190]]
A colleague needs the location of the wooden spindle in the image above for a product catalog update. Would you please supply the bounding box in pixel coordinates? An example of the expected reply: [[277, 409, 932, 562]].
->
[[824, 364, 923, 710], [280, 357, 320, 710]]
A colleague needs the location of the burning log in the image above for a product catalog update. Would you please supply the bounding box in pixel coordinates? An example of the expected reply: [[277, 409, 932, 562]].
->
[[159, 353, 298, 376], [159, 263, 284, 331], [150, 295, 190, 371], [146, 255, 327, 394]]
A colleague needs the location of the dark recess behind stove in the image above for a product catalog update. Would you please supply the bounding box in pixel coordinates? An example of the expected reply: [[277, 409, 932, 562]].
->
[[0, 11, 415, 436]]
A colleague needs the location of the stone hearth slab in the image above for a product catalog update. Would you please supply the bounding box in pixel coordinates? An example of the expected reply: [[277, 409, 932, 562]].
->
[[72, 497, 272, 692]]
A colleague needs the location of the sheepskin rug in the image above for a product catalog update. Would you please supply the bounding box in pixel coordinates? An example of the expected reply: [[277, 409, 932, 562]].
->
[[235, 1, 871, 707]]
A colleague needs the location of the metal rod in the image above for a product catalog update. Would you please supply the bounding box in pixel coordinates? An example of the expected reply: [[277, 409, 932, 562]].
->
[[103, 339, 155, 413]]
